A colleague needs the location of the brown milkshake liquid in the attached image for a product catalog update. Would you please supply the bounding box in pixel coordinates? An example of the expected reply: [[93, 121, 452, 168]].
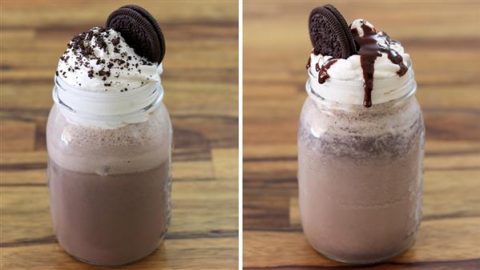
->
[[47, 103, 172, 265], [298, 98, 424, 263], [48, 161, 170, 265]]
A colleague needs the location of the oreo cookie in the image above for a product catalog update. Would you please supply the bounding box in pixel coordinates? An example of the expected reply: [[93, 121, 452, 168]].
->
[[308, 4, 356, 58], [106, 5, 165, 63]]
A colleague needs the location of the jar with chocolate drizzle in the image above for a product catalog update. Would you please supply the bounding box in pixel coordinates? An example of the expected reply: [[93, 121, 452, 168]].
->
[[298, 5, 425, 264]]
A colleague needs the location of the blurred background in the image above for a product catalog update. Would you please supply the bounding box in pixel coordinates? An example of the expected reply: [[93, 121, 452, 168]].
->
[[0, 0, 238, 269], [243, 0, 480, 269]]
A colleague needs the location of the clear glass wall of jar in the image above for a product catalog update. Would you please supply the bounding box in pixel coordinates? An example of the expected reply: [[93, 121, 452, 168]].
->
[[298, 73, 425, 264], [46, 76, 172, 266]]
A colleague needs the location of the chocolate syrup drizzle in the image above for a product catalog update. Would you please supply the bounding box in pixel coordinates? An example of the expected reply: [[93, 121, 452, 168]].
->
[[351, 22, 408, 107], [307, 20, 408, 108], [317, 58, 338, 84]]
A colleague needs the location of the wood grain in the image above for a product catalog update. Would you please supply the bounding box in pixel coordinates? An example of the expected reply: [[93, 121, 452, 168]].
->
[[0, 0, 238, 269], [243, 0, 480, 269]]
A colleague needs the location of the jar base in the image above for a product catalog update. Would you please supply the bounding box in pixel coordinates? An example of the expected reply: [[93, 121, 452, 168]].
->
[[59, 234, 165, 266], [311, 236, 416, 265]]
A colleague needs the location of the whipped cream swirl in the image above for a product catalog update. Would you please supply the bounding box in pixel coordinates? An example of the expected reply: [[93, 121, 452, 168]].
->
[[56, 27, 161, 92], [306, 19, 416, 106]]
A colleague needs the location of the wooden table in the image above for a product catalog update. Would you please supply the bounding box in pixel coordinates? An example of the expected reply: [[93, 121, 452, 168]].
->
[[0, 1, 238, 269], [244, 0, 480, 269]]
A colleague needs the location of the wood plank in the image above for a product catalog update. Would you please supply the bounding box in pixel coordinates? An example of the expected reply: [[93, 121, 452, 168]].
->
[[212, 148, 239, 180], [290, 170, 480, 226], [1, 238, 237, 270], [0, 121, 36, 152], [244, 152, 480, 184], [244, 141, 480, 160], [0, 178, 237, 245], [0, 151, 215, 182], [244, 217, 480, 268], [1, 0, 237, 26]]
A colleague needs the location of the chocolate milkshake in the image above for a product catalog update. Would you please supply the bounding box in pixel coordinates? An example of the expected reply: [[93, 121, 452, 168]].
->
[[298, 6, 424, 264], [47, 6, 172, 265]]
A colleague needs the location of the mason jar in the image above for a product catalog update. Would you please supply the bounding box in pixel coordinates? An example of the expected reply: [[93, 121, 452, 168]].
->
[[298, 67, 424, 264], [46, 72, 172, 265]]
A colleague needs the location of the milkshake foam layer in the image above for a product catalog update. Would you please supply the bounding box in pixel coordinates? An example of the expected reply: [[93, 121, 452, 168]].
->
[[307, 19, 414, 106], [47, 103, 171, 175], [57, 27, 161, 92]]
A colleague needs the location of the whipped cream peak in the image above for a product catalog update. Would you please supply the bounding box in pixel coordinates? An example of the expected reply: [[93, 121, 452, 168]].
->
[[56, 27, 161, 92], [350, 19, 376, 37], [306, 19, 414, 107]]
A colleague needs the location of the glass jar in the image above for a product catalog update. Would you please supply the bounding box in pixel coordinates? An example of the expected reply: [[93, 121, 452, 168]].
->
[[46, 75, 172, 266], [298, 70, 424, 264]]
